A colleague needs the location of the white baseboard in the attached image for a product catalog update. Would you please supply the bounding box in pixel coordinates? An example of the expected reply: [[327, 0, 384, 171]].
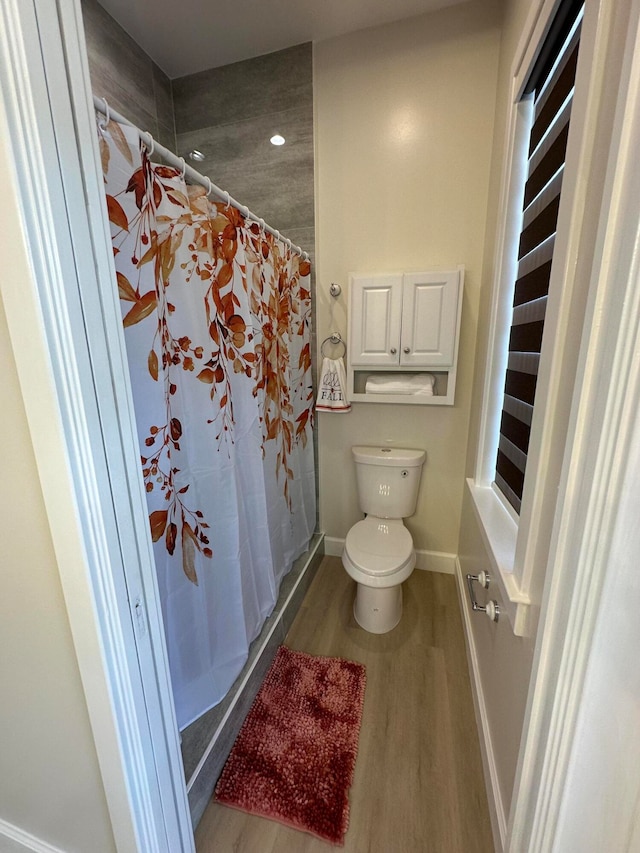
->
[[324, 536, 456, 574], [454, 556, 506, 852], [323, 536, 345, 557], [414, 549, 456, 574], [0, 818, 66, 853]]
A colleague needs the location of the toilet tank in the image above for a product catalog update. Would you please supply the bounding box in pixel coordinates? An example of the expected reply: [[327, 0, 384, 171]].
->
[[352, 446, 425, 519]]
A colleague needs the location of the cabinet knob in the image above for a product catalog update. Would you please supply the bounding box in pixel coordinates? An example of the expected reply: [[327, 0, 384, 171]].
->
[[390, 347, 397, 354], [403, 346, 410, 354]]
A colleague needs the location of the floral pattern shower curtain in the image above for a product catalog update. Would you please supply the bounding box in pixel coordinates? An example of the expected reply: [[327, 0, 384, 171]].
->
[[99, 119, 316, 729]]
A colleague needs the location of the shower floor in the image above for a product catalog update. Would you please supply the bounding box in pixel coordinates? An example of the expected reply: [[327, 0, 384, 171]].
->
[[195, 555, 494, 853]]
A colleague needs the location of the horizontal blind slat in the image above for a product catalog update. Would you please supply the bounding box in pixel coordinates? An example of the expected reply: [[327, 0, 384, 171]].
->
[[500, 409, 531, 453], [514, 259, 553, 306], [496, 451, 525, 504], [522, 168, 564, 230], [519, 196, 560, 259], [508, 352, 540, 374], [524, 119, 570, 208], [530, 38, 580, 152], [509, 320, 545, 353], [512, 294, 547, 324], [495, 473, 522, 513], [499, 434, 527, 472], [505, 369, 538, 405], [516, 234, 555, 278], [502, 393, 534, 426]]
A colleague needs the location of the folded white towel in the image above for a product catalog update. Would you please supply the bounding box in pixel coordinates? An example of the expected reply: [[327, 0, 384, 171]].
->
[[365, 373, 436, 395]]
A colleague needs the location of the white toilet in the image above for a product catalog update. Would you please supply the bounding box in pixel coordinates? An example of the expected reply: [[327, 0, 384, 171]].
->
[[342, 446, 426, 634]]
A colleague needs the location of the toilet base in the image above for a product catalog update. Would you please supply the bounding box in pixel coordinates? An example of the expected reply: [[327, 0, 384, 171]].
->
[[353, 583, 402, 634]]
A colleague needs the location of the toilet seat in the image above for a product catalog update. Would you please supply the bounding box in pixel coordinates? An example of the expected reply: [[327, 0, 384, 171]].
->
[[344, 517, 414, 577]]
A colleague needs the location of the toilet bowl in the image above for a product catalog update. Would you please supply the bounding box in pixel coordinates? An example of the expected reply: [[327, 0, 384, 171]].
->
[[343, 517, 416, 633], [342, 446, 425, 634]]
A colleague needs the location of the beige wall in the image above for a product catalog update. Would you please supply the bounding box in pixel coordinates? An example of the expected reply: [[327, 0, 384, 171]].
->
[[0, 198, 115, 851], [314, 0, 501, 554]]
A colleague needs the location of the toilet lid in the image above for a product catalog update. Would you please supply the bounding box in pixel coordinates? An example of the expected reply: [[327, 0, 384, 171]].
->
[[345, 518, 414, 576]]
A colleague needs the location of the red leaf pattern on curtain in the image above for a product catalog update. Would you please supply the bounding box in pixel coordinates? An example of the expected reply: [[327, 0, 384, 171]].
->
[[98, 118, 314, 584]]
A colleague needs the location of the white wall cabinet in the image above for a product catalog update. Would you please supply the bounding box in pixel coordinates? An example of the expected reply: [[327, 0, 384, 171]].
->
[[347, 268, 463, 405]]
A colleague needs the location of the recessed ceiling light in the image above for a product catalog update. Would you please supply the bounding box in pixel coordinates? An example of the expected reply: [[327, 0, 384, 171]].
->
[[270, 134, 286, 146], [188, 149, 206, 162]]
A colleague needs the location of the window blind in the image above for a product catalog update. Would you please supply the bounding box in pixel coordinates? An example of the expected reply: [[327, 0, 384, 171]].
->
[[495, 0, 583, 514]]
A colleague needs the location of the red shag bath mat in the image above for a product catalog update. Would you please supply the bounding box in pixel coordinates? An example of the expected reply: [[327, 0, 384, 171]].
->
[[214, 645, 366, 845]]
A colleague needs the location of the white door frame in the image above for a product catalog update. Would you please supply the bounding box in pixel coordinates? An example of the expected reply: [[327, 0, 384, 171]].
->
[[507, 0, 640, 848], [0, 0, 194, 849]]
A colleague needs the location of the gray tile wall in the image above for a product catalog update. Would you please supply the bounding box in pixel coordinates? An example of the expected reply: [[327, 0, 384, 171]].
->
[[81, 0, 176, 151], [172, 44, 314, 242]]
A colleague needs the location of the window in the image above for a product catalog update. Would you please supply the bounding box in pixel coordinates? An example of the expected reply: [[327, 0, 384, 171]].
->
[[495, 0, 584, 514], [468, 0, 595, 634]]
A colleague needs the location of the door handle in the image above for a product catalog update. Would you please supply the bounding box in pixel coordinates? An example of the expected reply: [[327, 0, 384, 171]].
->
[[466, 573, 499, 622]]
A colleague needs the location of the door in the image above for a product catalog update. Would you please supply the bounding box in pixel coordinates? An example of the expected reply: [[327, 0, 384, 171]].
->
[[350, 274, 402, 365], [400, 270, 460, 366]]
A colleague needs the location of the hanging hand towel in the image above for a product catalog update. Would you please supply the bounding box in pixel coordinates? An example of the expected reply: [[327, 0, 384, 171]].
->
[[316, 357, 351, 413]]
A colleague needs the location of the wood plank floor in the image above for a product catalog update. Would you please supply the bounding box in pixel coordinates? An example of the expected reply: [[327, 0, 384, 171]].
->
[[195, 556, 494, 852]]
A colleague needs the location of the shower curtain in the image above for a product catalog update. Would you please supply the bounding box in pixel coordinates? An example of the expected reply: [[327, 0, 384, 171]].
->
[[98, 118, 316, 729]]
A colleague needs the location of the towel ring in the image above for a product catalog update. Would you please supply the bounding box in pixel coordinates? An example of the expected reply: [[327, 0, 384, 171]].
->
[[321, 333, 347, 358]]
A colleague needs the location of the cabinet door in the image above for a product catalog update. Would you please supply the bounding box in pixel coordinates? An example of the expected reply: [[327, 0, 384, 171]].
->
[[350, 274, 402, 365], [400, 270, 460, 366]]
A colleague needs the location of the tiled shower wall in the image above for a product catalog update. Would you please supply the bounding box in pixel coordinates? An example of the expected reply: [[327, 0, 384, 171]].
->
[[81, 0, 176, 151], [172, 44, 315, 262]]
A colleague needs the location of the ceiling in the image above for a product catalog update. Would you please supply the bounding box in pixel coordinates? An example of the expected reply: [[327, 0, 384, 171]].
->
[[98, 0, 467, 78]]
